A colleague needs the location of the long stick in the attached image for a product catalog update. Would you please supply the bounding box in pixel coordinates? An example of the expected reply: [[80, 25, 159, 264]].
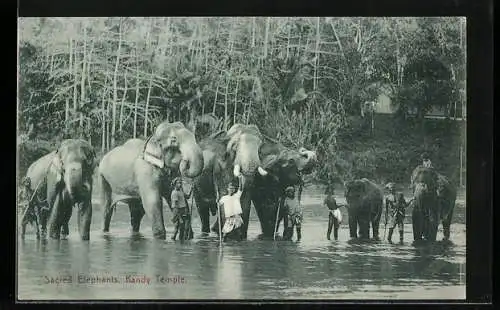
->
[[213, 169, 222, 247], [273, 200, 281, 241]]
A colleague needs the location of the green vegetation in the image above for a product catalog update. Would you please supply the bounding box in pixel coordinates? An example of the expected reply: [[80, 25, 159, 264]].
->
[[17, 17, 466, 186]]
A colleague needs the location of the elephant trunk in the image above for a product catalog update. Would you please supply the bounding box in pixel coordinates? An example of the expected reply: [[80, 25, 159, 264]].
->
[[178, 131, 204, 178], [78, 202, 92, 241], [233, 134, 267, 177], [298, 148, 318, 173], [64, 162, 83, 200]]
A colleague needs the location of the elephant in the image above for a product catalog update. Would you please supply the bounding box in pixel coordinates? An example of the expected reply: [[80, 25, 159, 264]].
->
[[411, 166, 456, 243], [20, 139, 97, 240], [344, 178, 383, 240], [192, 123, 269, 240], [250, 138, 318, 240], [98, 121, 204, 240]]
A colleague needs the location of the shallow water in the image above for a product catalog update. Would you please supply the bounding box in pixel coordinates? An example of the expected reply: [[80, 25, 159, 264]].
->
[[17, 189, 466, 300]]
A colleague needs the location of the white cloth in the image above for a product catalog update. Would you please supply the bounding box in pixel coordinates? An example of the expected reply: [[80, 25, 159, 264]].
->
[[219, 190, 243, 218], [222, 215, 244, 234], [330, 209, 342, 223]]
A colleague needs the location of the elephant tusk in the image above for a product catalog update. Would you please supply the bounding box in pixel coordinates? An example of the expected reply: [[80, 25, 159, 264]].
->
[[257, 166, 268, 176], [233, 164, 241, 177]]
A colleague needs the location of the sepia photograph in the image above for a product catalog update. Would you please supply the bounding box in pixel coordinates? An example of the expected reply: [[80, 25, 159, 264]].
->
[[16, 17, 466, 300]]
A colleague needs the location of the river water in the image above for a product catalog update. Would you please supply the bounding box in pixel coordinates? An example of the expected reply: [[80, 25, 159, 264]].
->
[[17, 189, 466, 300]]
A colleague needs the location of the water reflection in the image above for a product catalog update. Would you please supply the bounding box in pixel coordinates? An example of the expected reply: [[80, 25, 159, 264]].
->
[[17, 191, 466, 300]]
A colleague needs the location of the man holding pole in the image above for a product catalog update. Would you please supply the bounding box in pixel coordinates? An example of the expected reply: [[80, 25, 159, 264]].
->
[[384, 182, 407, 244], [216, 177, 244, 242]]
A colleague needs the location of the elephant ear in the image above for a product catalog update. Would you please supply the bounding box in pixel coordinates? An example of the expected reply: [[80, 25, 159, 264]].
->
[[225, 133, 240, 160], [143, 137, 165, 169], [258, 141, 280, 159], [49, 153, 64, 183], [261, 154, 279, 170]]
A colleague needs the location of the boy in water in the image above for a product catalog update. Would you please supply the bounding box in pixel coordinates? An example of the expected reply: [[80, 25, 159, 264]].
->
[[324, 185, 342, 241], [282, 186, 303, 241], [218, 178, 244, 241], [384, 182, 407, 244], [170, 177, 192, 241]]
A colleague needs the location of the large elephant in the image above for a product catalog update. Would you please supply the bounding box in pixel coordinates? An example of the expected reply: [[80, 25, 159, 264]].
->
[[98, 121, 204, 240], [250, 138, 318, 240], [344, 178, 383, 240], [411, 166, 456, 243], [192, 123, 269, 240], [21, 139, 96, 240]]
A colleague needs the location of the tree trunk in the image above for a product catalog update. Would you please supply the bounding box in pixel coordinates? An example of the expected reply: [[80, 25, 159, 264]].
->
[[251, 17, 256, 48], [79, 25, 87, 132], [72, 39, 78, 132], [133, 51, 140, 138], [66, 38, 72, 131], [119, 69, 128, 132], [212, 84, 219, 114], [144, 74, 153, 137], [111, 19, 123, 148], [233, 75, 239, 124], [101, 96, 106, 153], [224, 74, 230, 130], [313, 17, 321, 92], [263, 17, 271, 59]]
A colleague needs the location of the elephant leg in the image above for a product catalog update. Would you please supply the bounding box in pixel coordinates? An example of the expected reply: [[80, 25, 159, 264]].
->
[[129, 200, 145, 233], [60, 202, 73, 240], [38, 207, 49, 239], [48, 191, 66, 240], [296, 223, 302, 241], [442, 216, 452, 241], [426, 219, 438, 242], [100, 174, 113, 233], [412, 208, 422, 241], [371, 208, 382, 241], [142, 194, 166, 240], [441, 201, 455, 241], [358, 215, 370, 240], [348, 212, 357, 239], [239, 194, 252, 241], [195, 193, 211, 234]]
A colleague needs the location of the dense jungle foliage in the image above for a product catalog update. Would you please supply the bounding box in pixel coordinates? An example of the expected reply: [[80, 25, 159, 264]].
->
[[17, 17, 466, 186]]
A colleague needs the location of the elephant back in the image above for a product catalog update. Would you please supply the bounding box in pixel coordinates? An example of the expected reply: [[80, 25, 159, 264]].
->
[[345, 178, 383, 206], [26, 151, 57, 192]]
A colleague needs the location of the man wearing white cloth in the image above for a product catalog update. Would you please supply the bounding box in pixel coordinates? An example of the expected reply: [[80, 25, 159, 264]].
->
[[217, 178, 244, 241]]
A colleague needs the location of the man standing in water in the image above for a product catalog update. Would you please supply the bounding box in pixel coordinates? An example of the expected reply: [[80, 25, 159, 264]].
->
[[282, 186, 303, 241], [217, 178, 244, 241], [324, 185, 342, 241], [170, 177, 193, 241], [384, 182, 407, 244]]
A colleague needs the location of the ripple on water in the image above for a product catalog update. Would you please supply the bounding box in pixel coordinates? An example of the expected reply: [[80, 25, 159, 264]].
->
[[17, 198, 466, 300]]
